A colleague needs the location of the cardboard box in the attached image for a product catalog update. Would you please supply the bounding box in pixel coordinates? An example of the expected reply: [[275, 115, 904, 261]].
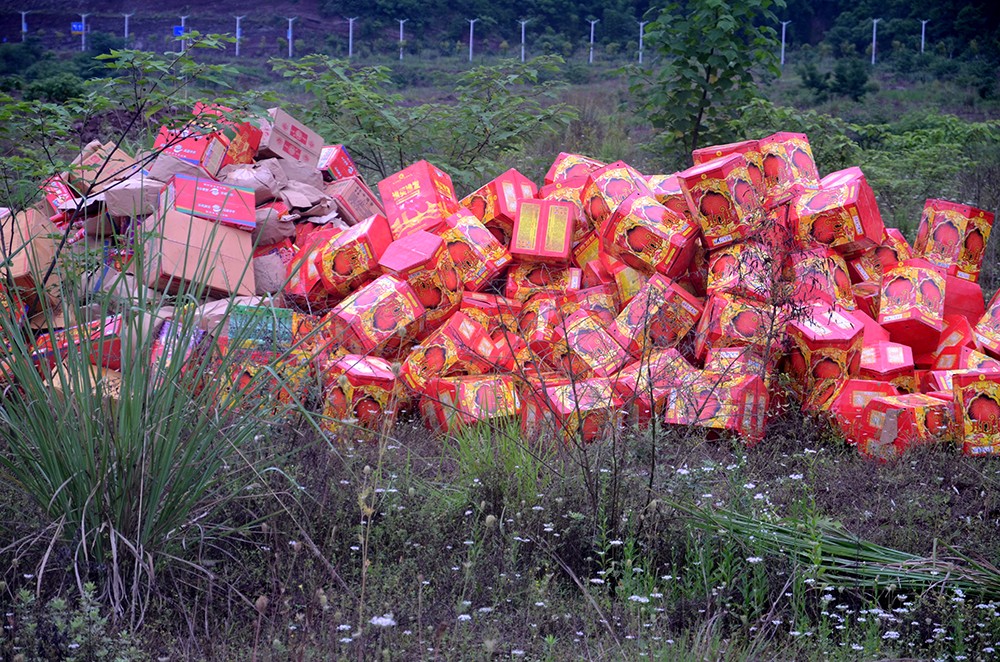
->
[[521, 377, 622, 443], [692, 139, 765, 200], [548, 310, 629, 379], [606, 274, 703, 358], [544, 152, 606, 186], [317, 144, 360, 181], [322, 354, 408, 430], [141, 206, 256, 298], [259, 107, 324, 164], [422, 374, 521, 433], [435, 208, 512, 292], [757, 131, 820, 208], [914, 199, 994, 282], [856, 393, 951, 460], [510, 199, 576, 264], [103, 176, 165, 218], [878, 262, 946, 355], [952, 371, 1000, 455], [581, 161, 654, 230], [0, 208, 61, 314], [322, 274, 425, 357], [829, 378, 901, 444], [378, 160, 459, 239], [164, 174, 256, 231], [505, 264, 582, 302], [68, 141, 139, 195], [645, 173, 695, 225], [400, 311, 499, 393], [48, 361, 122, 410], [461, 168, 538, 247], [600, 193, 698, 279], [317, 213, 393, 297], [378, 230, 461, 335], [677, 153, 764, 250], [792, 167, 884, 256], [663, 371, 769, 443], [154, 127, 229, 179], [324, 176, 383, 225], [786, 305, 864, 410]]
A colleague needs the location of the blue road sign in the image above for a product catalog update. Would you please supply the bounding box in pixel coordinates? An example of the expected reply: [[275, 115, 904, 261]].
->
[[173, 26, 185, 37], [71, 22, 84, 34]]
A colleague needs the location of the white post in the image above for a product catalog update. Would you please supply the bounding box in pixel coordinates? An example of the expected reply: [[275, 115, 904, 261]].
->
[[287, 17, 297, 58], [468, 18, 478, 62], [123, 13, 134, 42], [20, 11, 29, 42], [180, 15, 189, 50], [348, 17, 358, 58], [398, 19, 407, 60], [588, 19, 599, 65], [235, 16, 245, 57], [637, 20, 648, 64], [920, 19, 929, 54], [80, 13, 90, 52], [871, 18, 881, 66], [519, 19, 529, 63], [780, 20, 791, 68]]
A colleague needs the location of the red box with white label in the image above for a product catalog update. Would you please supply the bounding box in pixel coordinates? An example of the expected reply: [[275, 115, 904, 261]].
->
[[829, 378, 901, 444], [692, 139, 765, 201], [324, 176, 384, 226], [856, 393, 951, 460], [317, 213, 393, 297], [860, 340, 915, 392], [378, 160, 459, 239], [600, 193, 698, 280], [792, 166, 884, 256], [914, 198, 994, 283], [785, 305, 864, 410], [317, 144, 359, 181], [154, 127, 229, 179], [677, 153, 764, 250], [757, 131, 820, 208], [510, 199, 576, 264], [38, 175, 78, 223], [461, 168, 538, 247], [422, 374, 521, 433], [378, 230, 461, 336], [259, 107, 324, 164], [191, 102, 263, 166], [164, 174, 256, 231]]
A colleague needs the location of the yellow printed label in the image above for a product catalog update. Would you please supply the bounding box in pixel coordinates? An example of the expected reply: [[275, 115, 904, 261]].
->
[[515, 203, 540, 251], [545, 206, 569, 253], [502, 182, 518, 210]]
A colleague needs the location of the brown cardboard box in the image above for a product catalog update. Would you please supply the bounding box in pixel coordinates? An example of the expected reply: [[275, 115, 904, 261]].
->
[[68, 141, 140, 195], [103, 176, 165, 218], [0, 208, 61, 313], [259, 108, 324, 165]]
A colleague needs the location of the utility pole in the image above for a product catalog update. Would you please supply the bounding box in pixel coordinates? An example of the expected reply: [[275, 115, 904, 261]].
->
[[19, 11, 29, 42], [123, 13, 134, 42], [347, 17, 358, 58], [80, 13, 90, 52], [519, 19, 529, 63], [920, 19, 929, 54], [180, 15, 189, 50], [637, 20, 648, 64], [588, 19, 599, 65], [871, 18, 881, 66], [780, 20, 791, 68], [235, 16, 245, 57], [286, 17, 297, 58], [468, 18, 478, 62], [398, 19, 407, 60]]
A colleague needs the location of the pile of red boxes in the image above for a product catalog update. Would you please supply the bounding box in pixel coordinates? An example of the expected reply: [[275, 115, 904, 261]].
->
[[10, 103, 1000, 459]]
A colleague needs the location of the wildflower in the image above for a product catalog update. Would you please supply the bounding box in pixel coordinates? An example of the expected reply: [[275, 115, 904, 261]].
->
[[789, 473, 804, 480], [590, 578, 605, 585], [457, 614, 472, 622], [370, 613, 396, 627], [882, 631, 900, 640], [746, 556, 763, 564], [629, 595, 650, 604]]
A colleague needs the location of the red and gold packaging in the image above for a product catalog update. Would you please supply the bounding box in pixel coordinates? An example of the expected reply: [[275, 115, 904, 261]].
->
[[784, 247, 856, 310], [599, 252, 648, 305], [599, 193, 699, 279], [32, 315, 123, 372], [517, 294, 563, 363], [317, 144, 360, 181], [544, 152, 606, 186], [757, 131, 820, 208], [460, 168, 537, 246], [936, 314, 983, 357], [378, 230, 462, 335], [846, 248, 884, 285], [510, 199, 576, 264], [792, 167, 884, 256], [663, 371, 769, 443], [38, 175, 78, 223], [572, 231, 601, 270], [829, 378, 901, 444], [878, 261, 946, 354], [322, 274, 425, 357], [785, 305, 864, 410], [321, 354, 408, 431], [521, 377, 622, 443], [952, 372, 1000, 455], [324, 176, 384, 226], [845, 307, 890, 345], [944, 274, 985, 326], [703, 346, 772, 383], [399, 311, 500, 393], [913, 199, 994, 282], [460, 292, 522, 344], [548, 310, 630, 379], [317, 213, 393, 297], [539, 177, 590, 241], [581, 160, 653, 230], [677, 153, 764, 250], [932, 346, 1000, 373], [191, 102, 263, 166], [645, 173, 695, 225], [505, 264, 582, 302], [694, 292, 783, 361], [860, 341, 916, 392], [706, 241, 776, 302], [692, 139, 766, 200], [856, 393, 951, 460], [975, 288, 1000, 358], [421, 374, 521, 433], [606, 274, 703, 358], [284, 226, 342, 310], [852, 281, 881, 319], [435, 208, 512, 292], [222, 347, 314, 414], [877, 228, 913, 269], [377, 160, 459, 239], [612, 348, 700, 425]]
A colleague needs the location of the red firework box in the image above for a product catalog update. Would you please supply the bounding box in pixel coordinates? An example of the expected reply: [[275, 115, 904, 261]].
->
[[378, 160, 459, 239], [322, 274, 425, 357], [606, 274, 703, 358], [510, 199, 576, 264], [38, 175, 78, 223], [784, 247, 855, 310], [560, 285, 619, 325], [878, 261, 946, 355], [599, 252, 649, 305], [548, 310, 630, 379], [32, 315, 123, 372], [460, 168, 538, 247], [317, 144, 359, 181], [421, 374, 521, 433], [846, 248, 884, 284], [933, 346, 1000, 373], [860, 341, 916, 392], [875, 228, 913, 269], [612, 348, 700, 425], [317, 213, 393, 297], [914, 199, 994, 282], [259, 107, 324, 165], [852, 282, 880, 319], [757, 131, 820, 208], [154, 126, 229, 179], [936, 314, 982, 356], [663, 371, 769, 443], [952, 371, 1000, 455], [572, 231, 601, 270], [284, 226, 342, 309], [324, 177, 384, 226], [676, 242, 709, 299], [505, 263, 582, 302], [706, 241, 776, 302], [544, 152, 606, 186], [399, 311, 500, 393], [692, 139, 766, 201], [944, 274, 985, 326], [975, 289, 1000, 358], [785, 305, 864, 410], [645, 173, 695, 225], [435, 208, 512, 292], [164, 174, 256, 231], [856, 393, 951, 460], [677, 153, 764, 250], [703, 346, 772, 382], [222, 347, 314, 413], [521, 377, 622, 443], [321, 354, 408, 431], [829, 378, 901, 444], [600, 193, 699, 279], [539, 178, 590, 241], [378, 230, 462, 335], [581, 161, 654, 231], [516, 294, 563, 362], [581, 258, 613, 291], [791, 167, 884, 256], [694, 292, 780, 361], [191, 102, 262, 166], [459, 291, 522, 345], [846, 307, 890, 345]]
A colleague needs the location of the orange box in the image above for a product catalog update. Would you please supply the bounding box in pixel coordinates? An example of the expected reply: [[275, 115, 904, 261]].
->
[[460, 168, 537, 247], [645, 173, 695, 225], [607, 274, 703, 358], [581, 161, 654, 230], [259, 107, 324, 164], [549, 310, 630, 378], [612, 348, 699, 425], [378, 160, 459, 239], [856, 393, 951, 460], [324, 177, 384, 225], [164, 174, 256, 231], [860, 341, 915, 392], [436, 208, 512, 292], [829, 378, 901, 444], [792, 166, 884, 256], [706, 241, 776, 302], [600, 194, 698, 279], [317, 144, 359, 181], [692, 139, 765, 201], [421, 374, 521, 433], [952, 371, 1000, 454], [677, 153, 764, 250], [786, 305, 864, 410], [784, 247, 855, 311], [505, 264, 582, 302], [322, 275, 425, 357], [322, 354, 408, 431], [510, 199, 576, 264], [400, 311, 500, 393], [757, 131, 820, 208], [379, 230, 461, 335], [544, 152, 606, 186], [154, 126, 229, 179], [914, 199, 994, 282], [521, 377, 622, 443], [878, 261, 946, 354], [539, 178, 590, 241], [317, 214, 393, 297], [663, 371, 769, 443]]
